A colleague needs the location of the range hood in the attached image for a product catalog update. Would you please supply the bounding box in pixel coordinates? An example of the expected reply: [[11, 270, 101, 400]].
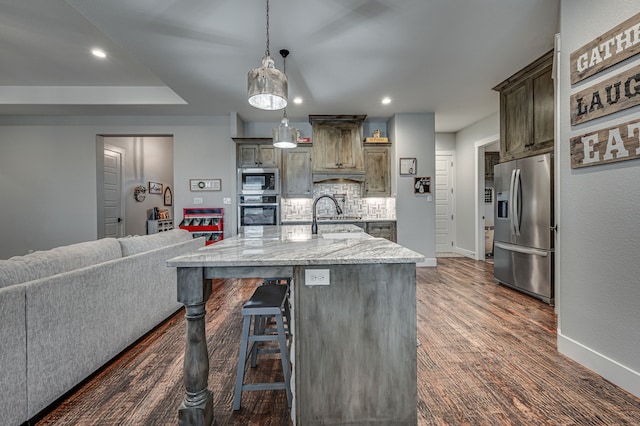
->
[[310, 114, 367, 184], [312, 172, 365, 183]]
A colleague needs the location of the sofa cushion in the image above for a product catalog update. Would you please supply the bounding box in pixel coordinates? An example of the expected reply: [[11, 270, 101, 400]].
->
[[118, 229, 193, 256], [0, 238, 122, 288]]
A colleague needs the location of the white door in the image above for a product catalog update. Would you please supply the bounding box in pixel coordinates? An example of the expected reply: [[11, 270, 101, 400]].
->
[[104, 147, 124, 238], [435, 153, 455, 252]]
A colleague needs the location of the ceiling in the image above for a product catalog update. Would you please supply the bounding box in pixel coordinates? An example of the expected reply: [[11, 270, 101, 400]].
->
[[0, 0, 559, 132]]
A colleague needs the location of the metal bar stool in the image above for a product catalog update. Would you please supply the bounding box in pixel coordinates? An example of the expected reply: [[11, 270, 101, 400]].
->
[[233, 283, 292, 411]]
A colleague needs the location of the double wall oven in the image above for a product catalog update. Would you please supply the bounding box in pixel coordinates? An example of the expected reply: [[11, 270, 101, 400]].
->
[[237, 168, 280, 231]]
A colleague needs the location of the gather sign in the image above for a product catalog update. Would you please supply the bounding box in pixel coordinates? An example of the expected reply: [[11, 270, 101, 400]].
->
[[570, 12, 640, 85]]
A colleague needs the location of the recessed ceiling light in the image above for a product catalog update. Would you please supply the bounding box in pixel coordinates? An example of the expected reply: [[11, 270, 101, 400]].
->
[[293, 97, 303, 104], [91, 48, 107, 59], [381, 97, 391, 105]]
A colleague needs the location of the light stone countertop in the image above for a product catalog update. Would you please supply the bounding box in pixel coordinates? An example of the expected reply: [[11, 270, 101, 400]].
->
[[167, 224, 424, 267]]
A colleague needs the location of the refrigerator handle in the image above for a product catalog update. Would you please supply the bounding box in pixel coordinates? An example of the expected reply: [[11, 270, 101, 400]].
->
[[509, 169, 517, 236], [513, 168, 521, 237]]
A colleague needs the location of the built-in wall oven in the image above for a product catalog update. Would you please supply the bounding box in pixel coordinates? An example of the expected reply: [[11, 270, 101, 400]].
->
[[238, 195, 280, 230], [237, 168, 281, 231]]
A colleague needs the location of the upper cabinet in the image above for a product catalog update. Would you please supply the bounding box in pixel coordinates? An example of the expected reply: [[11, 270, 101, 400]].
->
[[233, 138, 279, 168], [363, 145, 391, 197], [493, 50, 554, 162], [282, 146, 313, 197], [484, 152, 500, 179], [310, 115, 366, 179]]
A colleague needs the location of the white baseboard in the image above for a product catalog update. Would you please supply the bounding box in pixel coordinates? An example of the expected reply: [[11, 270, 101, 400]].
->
[[417, 258, 437, 267], [558, 332, 640, 398], [455, 247, 475, 259]]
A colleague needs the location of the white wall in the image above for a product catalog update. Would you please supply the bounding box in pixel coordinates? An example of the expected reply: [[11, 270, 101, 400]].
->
[[390, 113, 436, 266], [558, 0, 640, 396], [0, 116, 235, 259], [453, 112, 500, 253]]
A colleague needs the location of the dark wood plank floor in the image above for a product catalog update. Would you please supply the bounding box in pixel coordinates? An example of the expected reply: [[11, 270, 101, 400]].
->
[[37, 258, 640, 425]]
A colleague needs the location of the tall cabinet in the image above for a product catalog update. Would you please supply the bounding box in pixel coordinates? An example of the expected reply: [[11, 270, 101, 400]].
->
[[363, 145, 391, 197]]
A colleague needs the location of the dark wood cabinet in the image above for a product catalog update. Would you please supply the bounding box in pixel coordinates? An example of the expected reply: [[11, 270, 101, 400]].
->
[[484, 152, 500, 179], [493, 50, 554, 161], [363, 145, 391, 197]]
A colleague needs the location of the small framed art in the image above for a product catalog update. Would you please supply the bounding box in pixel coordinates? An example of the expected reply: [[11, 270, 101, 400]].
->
[[164, 186, 173, 206], [149, 182, 163, 194], [400, 158, 417, 175], [414, 176, 431, 194]]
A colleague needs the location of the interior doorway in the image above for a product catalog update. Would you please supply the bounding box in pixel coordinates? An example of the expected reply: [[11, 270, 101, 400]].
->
[[474, 134, 500, 261], [96, 135, 174, 238], [434, 151, 456, 253], [103, 144, 125, 238]]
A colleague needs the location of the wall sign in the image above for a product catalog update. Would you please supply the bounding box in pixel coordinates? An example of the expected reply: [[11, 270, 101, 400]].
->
[[190, 178, 221, 191], [570, 12, 640, 85], [570, 65, 640, 125], [570, 117, 640, 168], [414, 177, 431, 194]]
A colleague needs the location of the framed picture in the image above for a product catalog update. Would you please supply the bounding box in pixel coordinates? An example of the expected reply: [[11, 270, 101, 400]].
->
[[414, 176, 431, 194], [400, 158, 417, 175], [164, 186, 173, 206], [149, 181, 163, 194]]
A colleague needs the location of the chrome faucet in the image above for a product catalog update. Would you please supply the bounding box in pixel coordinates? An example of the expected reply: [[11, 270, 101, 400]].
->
[[311, 195, 343, 234]]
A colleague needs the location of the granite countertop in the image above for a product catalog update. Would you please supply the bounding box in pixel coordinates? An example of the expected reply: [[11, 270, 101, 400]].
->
[[167, 224, 423, 268], [280, 217, 396, 224]]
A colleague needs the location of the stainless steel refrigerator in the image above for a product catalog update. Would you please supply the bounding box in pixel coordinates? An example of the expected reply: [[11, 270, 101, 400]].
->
[[493, 153, 554, 304]]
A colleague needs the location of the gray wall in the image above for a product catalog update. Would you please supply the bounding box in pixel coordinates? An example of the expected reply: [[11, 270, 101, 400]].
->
[[435, 132, 456, 151], [453, 112, 500, 254], [558, 0, 640, 396], [0, 116, 235, 259], [390, 113, 436, 266]]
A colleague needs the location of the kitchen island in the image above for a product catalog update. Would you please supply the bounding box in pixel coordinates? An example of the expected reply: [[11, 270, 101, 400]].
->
[[167, 224, 424, 425]]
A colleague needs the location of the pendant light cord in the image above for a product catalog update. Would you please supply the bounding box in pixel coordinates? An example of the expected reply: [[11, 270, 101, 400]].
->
[[265, 0, 270, 57]]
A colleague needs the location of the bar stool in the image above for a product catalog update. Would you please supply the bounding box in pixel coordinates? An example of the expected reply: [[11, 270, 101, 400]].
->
[[233, 284, 292, 411]]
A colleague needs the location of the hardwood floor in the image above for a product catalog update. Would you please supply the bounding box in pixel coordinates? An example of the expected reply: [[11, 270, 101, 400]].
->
[[37, 258, 640, 425]]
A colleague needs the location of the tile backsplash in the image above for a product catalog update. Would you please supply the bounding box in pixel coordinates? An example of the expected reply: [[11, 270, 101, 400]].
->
[[281, 183, 396, 221]]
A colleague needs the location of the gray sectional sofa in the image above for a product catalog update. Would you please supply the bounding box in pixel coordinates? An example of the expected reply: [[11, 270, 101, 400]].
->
[[0, 229, 204, 426]]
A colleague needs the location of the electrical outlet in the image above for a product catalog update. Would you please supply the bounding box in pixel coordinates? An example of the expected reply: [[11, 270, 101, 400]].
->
[[193, 197, 204, 205], [305, 269, 330, 286]]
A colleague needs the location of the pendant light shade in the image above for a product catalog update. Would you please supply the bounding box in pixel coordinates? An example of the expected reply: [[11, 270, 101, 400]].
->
[[248, 56, 288, 110], [272, 49, 297, 148], [247, 0, 288, 110], [273, 116, 298, 148]]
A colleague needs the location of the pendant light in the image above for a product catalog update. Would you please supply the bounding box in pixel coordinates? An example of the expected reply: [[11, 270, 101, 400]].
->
[[273, 49, 298, 148], [247, 0, 288, 110]]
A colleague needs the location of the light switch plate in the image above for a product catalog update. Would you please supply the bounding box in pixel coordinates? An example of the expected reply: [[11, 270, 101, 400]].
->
[[305, 269, 330, 286], [193, 197, 204, 205]]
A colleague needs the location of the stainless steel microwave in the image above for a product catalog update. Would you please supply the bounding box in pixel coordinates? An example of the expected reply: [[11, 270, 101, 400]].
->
[[237, 168, 279, 195]]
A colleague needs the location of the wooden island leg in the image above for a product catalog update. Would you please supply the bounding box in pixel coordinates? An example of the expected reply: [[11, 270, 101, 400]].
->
[[176, 267, 213, 426]]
